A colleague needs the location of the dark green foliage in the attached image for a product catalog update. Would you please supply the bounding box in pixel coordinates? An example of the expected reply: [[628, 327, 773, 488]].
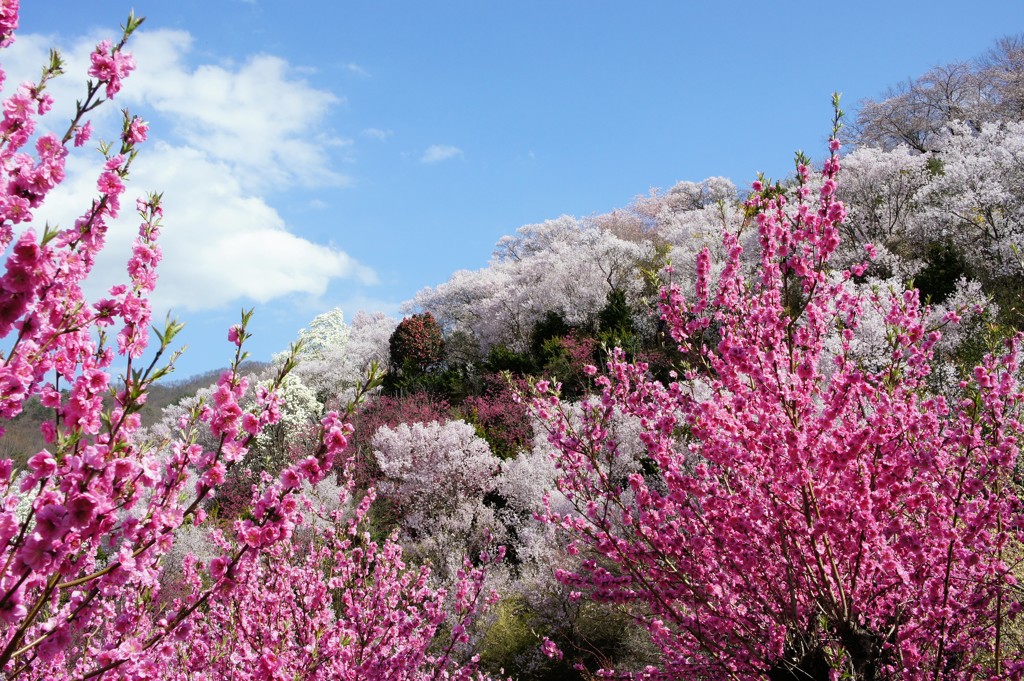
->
[[594, 289, 650, 375], [597, 288, 634, 337], [990, 275, 1024, 330], [381, 363, 477, 400], [476, 598, 539, 675], [914, 241, 969, 304], [539, 333, 600, 400], [530, 311, 571, 359], [638, 242, 672, 299], [530, 312, 592, 395], [476, 595, 657, 680], [485, 344, 535, 376]]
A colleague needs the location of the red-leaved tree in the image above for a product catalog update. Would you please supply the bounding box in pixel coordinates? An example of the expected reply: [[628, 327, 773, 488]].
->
[[390, 312, 445, 372]]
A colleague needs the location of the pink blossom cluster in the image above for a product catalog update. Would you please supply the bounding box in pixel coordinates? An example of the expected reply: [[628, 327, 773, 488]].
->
[[0, 0, 17, 48], [157, 484, 501, 680], [460, 382, 532, 460], [536, 118, 1024, 678], [88, 38, 136, 99]]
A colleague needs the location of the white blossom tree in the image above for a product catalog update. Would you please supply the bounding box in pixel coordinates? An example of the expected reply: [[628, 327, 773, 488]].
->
[[372, 419, 503, 578], [412, 216, 653, 352], [282, 308, 395, 402], [923, 120, 1024, 279], [837, 145, 932, 255]]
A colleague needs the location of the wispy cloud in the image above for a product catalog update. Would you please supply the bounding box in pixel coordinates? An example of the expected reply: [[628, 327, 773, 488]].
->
[[420, 144, 463, 164], [345, 62, 371, 78], [362, 127, 393, 141]]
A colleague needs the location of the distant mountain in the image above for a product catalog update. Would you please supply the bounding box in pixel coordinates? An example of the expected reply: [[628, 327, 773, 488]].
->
[[0, 361, 270, 470]]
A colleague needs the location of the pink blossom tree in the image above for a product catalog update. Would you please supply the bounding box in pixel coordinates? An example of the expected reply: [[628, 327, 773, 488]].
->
[[0, 7, 497, 679], [535, 102, 1024, 679]]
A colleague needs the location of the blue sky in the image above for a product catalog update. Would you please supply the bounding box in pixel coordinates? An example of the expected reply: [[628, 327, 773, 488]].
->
[[8, 0, 1024, 379]]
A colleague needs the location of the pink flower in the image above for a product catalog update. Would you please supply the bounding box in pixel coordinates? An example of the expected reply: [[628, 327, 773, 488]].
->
[[297, 457, 321, 481], [209, 556, 228, 580], [96, 170, 123, 195], [242, 412, 260, 434], [0, 586, 26, 625], [68, 493, 98, 526], [280, 467, 301, 489], [27, 450, 56, 477], [541, 637, 563, 661], [20, 533, 54, 570], [124, 116, 148, 144], [73, 121, 92, 147], [202, 462, 226, 487], [88, 40, 135, 99]]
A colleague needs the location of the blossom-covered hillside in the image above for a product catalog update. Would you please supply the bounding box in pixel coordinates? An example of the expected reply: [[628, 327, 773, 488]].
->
[[2, 9, 1023, 678]]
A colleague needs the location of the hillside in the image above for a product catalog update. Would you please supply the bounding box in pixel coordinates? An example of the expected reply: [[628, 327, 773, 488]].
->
[[3, 24, 1024, 680]]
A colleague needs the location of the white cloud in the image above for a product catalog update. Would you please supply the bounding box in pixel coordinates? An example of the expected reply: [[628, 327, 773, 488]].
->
[[125, 30, 351, 192], [5, 27, 376, 312], [421, 144, 463, 164], [38, 142, 376, 311]]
